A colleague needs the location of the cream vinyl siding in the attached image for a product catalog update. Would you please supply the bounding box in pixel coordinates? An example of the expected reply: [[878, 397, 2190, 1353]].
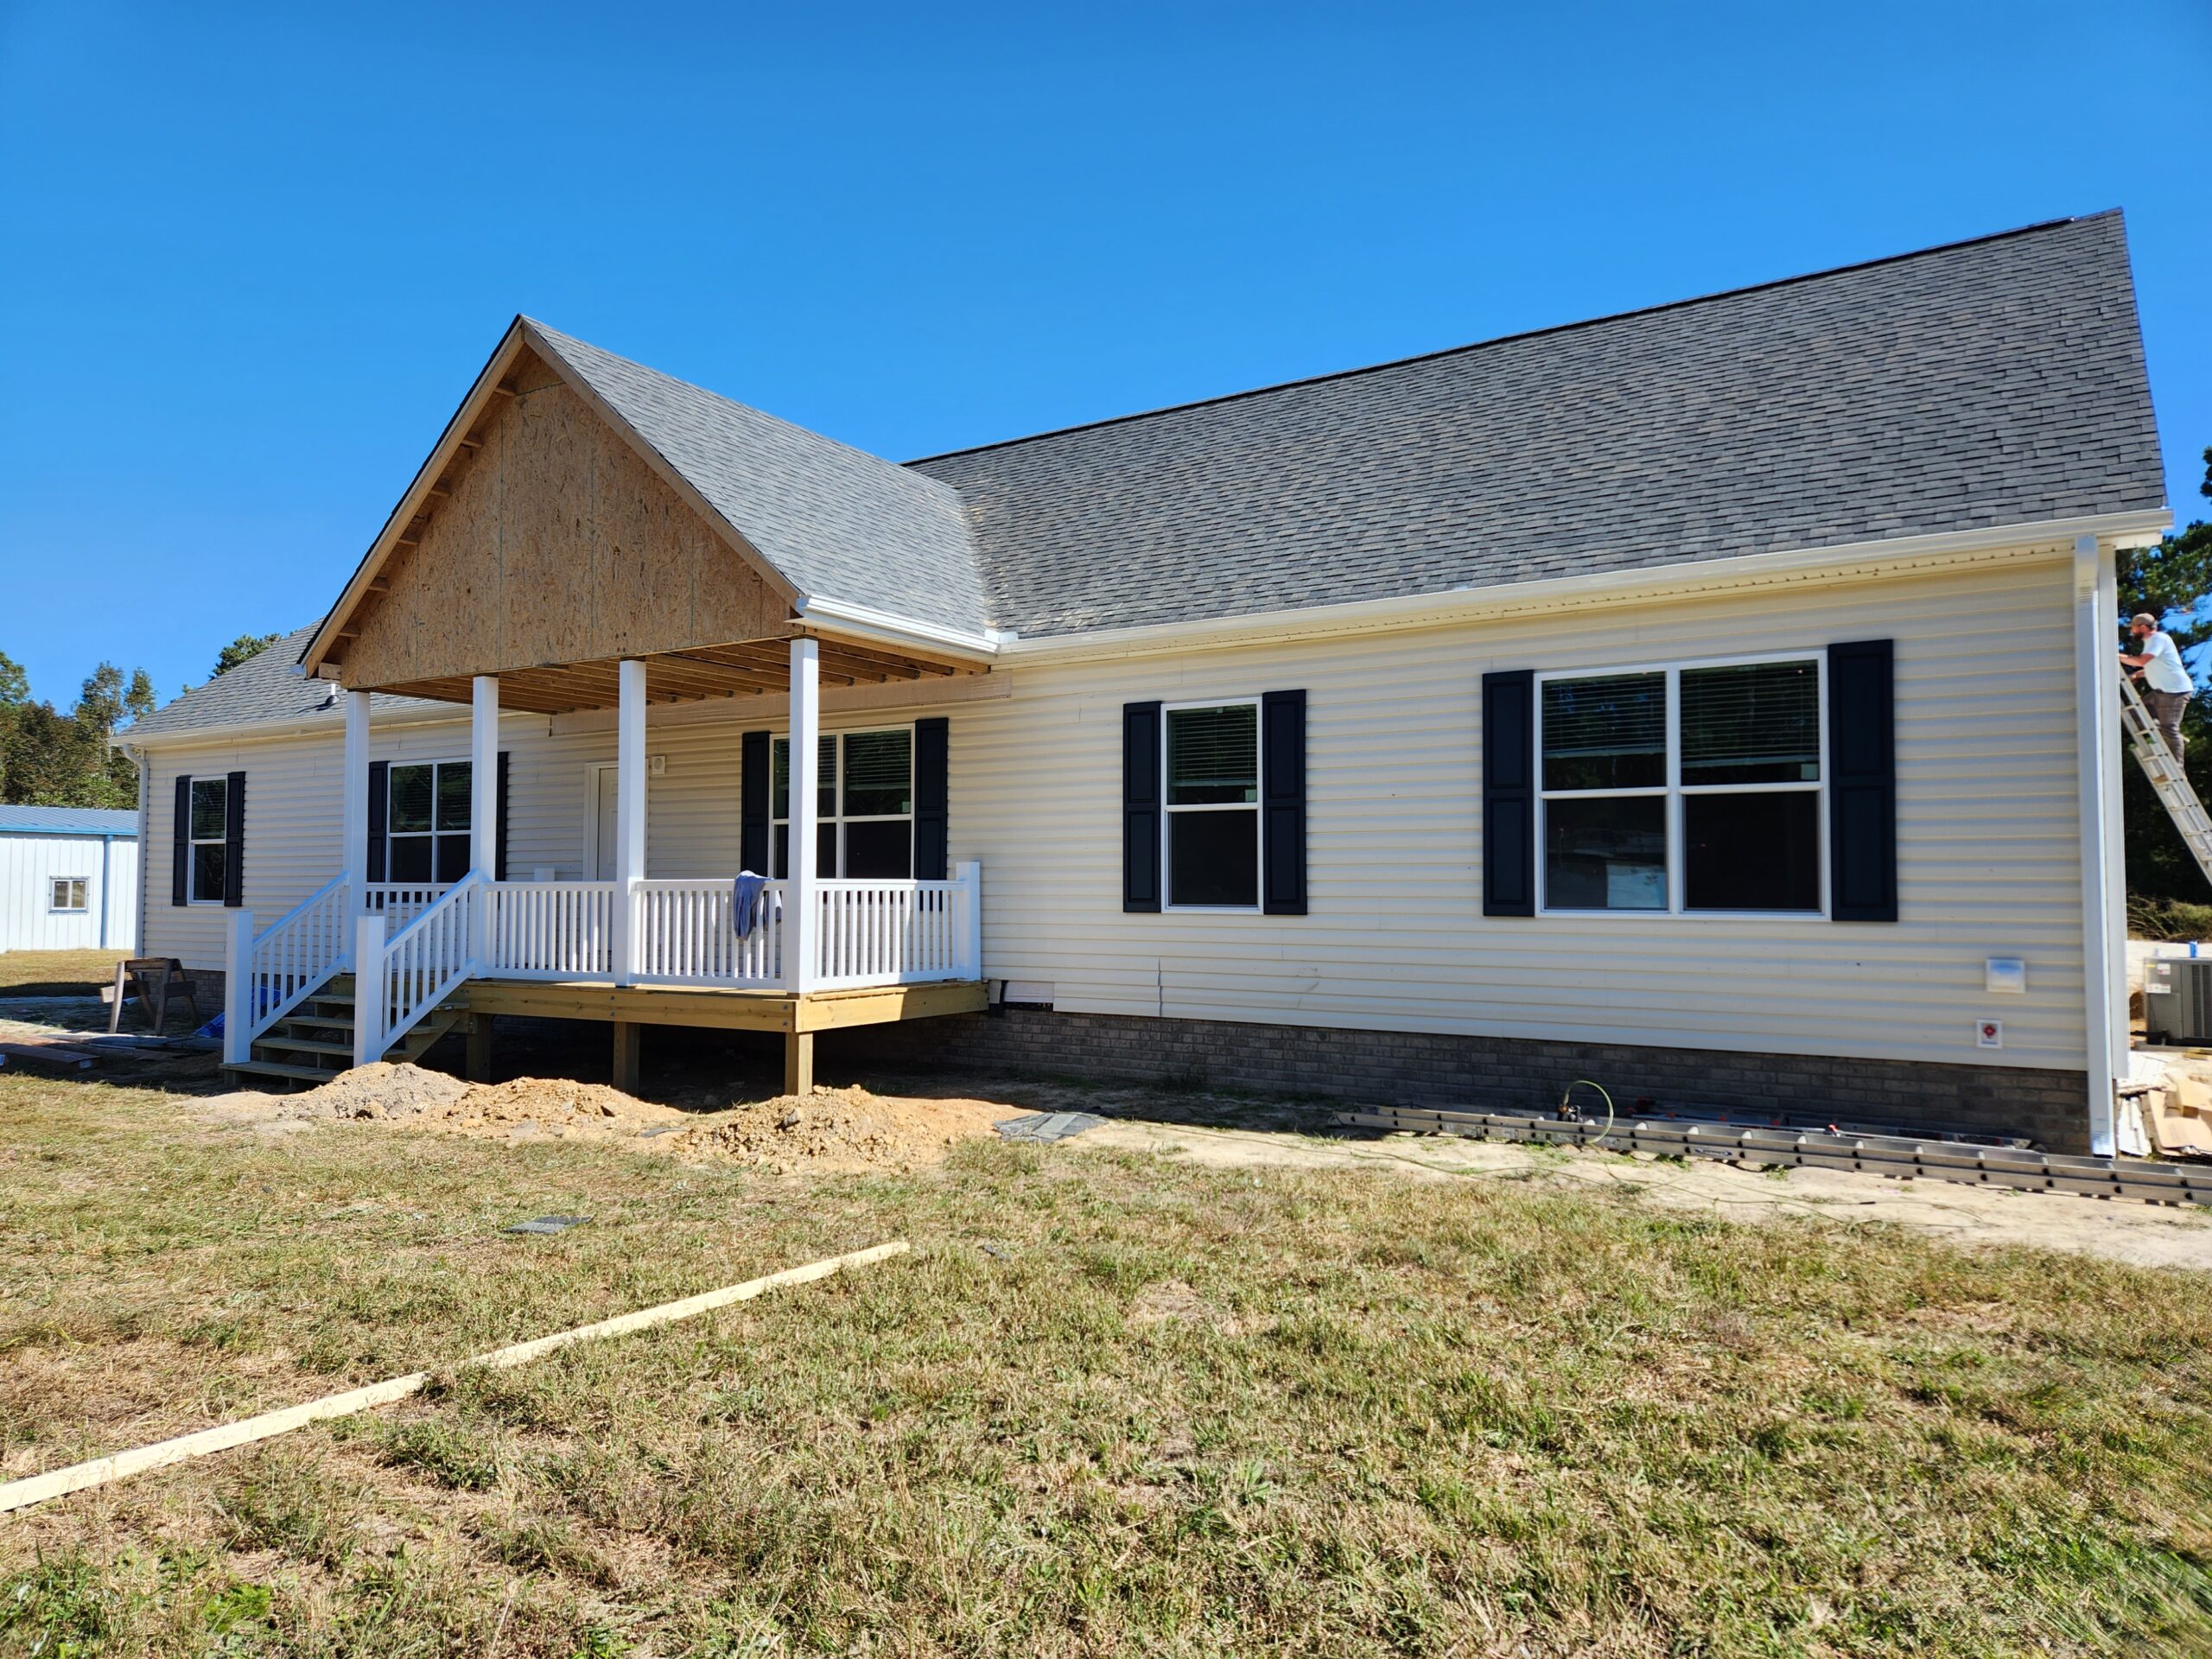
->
[[957, 552, 2087, 1072], [139, 549, 2087, 1072]]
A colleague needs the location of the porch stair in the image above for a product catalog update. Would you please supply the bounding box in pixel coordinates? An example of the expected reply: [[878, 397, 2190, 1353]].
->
[[222, 975, 469, 1088], [2120, 671, 2212, 890]]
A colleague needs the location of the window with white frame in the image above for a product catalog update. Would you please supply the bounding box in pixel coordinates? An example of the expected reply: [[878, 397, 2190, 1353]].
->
[[49, 876, 87, 912], [771, 727, 913, 879], [1537, 657, 1823, 914], [188, 777, 229, 902], [1165, 701, 1261, 908], [386, 759, 473, 883]]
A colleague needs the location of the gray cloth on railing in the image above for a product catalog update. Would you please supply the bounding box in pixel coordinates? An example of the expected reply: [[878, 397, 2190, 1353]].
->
[[732, 871, 769, 938]]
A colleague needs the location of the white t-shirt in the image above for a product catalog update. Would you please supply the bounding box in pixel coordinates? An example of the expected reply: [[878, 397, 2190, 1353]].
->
[[2139, 631, 2193, 696]]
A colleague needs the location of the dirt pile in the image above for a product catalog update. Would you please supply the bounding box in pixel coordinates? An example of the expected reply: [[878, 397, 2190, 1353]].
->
[[677, 1085, 1008, 1173], [278, 1065, 1005, 1171], [283, 1062, 472, 1121]]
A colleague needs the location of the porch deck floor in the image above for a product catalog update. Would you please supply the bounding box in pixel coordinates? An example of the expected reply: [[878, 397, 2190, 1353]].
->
[[448, 976, 988, 1095], [453, 977, 987, 1034]]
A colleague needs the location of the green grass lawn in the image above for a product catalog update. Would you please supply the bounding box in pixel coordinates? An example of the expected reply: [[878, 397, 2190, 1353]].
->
[[0, 948, 129, 998], [3, 1071, 2210, 1657]]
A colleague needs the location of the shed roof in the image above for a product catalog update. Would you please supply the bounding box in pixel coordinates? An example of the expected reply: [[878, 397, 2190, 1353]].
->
[[0, 805, 138, 837]]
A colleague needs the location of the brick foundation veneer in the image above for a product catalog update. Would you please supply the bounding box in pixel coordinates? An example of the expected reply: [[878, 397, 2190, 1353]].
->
[[831, 1007, 2092, 1153]]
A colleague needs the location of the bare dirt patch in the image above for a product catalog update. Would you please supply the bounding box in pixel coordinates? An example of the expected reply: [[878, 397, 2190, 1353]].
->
[[246, 1063, 1007, 1172]]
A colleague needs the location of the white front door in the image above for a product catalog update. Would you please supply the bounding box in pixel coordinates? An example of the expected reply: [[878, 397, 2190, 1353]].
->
[[591, 764, 618, 880]]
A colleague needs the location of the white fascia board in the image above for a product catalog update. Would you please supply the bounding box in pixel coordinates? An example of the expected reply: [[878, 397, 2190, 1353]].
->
[[999, 510, 2175, 664], [791, 594, 1001, 660]]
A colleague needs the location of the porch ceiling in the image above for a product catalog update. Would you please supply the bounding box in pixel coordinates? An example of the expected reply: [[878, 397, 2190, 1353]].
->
[[374, 628, 988, 715]]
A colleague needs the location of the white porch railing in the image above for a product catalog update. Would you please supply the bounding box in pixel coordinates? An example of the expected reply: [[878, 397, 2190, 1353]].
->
[[809, 873, 977, 989], [221, 875, 353, 1065], [354, 874, 482, 1065], [633, 879, 785, 987], [485, 881, 620, 980], [361, 881, 446, 932]]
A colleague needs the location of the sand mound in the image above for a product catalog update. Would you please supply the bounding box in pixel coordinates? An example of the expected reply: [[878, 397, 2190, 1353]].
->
[[675, 1085, 1009, 1173], [282, 1064, 1004, 1171], [284, 1062, 471, 1122]]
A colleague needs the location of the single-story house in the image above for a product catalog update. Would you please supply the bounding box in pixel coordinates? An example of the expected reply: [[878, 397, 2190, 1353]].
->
[[0, 805, 138, 952], [118, 211, 2169, 1152]]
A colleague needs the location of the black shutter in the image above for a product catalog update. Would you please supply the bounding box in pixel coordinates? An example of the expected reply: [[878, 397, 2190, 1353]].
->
[[1827, 639, 1897, 922], [222, 772, 245, 906], [740, 731, 770, 874], [1122, 701, 1162, 912], [1482, 671, 1536, 918], [914, 717, 949, 881], [365, 760, 388, 882], [495, 751, 511, 882], [170, 775, 190, 906], [1262, 690, 1306, 915]]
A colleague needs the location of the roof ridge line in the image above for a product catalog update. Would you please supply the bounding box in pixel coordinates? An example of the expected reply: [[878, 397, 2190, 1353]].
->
[[904, 211, 2114, 467]]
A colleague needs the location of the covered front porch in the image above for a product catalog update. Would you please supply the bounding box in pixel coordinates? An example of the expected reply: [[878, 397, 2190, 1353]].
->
[[220, 317, 1005, 1091], [223, 634, 986, 1092]]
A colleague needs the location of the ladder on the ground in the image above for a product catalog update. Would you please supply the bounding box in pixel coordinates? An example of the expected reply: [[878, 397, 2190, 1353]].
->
[[2119, 670, 2212, 888]]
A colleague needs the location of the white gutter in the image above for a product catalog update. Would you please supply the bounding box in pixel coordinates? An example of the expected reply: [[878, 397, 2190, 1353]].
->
[[1000, 509, 2175, 664], [791, 594, 1003, 660]]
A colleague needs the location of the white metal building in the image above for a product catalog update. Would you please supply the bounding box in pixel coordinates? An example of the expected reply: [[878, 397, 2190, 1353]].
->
[[0, 806, 139, 952]]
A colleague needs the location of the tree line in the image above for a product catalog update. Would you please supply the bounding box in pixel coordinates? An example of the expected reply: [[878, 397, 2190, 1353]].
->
[[0, 632, 283, 809]]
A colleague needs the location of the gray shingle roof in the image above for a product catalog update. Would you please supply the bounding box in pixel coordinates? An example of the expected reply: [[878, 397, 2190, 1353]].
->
[[528, 322, 992, 636], [0, 805, 137, 836], [158, 213, 2164, 740], [909, 212, 2165, 637], [126, 625, 450, 741]]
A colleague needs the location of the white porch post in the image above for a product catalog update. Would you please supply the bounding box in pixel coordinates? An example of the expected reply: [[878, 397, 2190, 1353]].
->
[[2074, 533, 2122, 1156], [469, 676, 499, 964], [470, 677, 499, 875], [613, 659, 647, 987], [787, 637, 819, 995], [352, 913, 386, 1066], [957, 859, 982, 981], [222, 909, 253, 1065], [341, 690, 371, 918]]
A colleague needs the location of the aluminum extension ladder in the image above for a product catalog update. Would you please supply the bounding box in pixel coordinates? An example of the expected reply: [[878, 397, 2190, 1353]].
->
[[2119, 669, 2212, 888]]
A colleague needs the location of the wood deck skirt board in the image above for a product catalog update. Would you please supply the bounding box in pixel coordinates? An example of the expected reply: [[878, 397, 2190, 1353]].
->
[[454, 979, 987, 1033]]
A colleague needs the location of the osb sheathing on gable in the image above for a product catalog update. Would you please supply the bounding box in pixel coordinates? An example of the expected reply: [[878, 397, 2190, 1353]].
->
[[337, 351, 788, 690]]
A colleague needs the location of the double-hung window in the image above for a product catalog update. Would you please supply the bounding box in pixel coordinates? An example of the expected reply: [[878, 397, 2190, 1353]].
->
[[49, 876, 87, 912], [386, 760, 472, 883], [771, 727, 914, 879], [188, 777, 229, 902], [1537, 656, 1824, 915], [1164, 701, 1261, 909]]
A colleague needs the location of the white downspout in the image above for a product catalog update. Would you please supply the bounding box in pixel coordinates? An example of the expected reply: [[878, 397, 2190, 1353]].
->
[[2074, 532, 2121, 1155]]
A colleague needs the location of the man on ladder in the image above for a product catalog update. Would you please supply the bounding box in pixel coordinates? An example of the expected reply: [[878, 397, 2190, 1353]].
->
[[2121, 613, 2194, 760]]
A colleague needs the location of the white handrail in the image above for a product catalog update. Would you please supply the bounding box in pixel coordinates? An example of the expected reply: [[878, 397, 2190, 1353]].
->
[[485, 881, 620, 980], [810, 874, 973, 989], [359, 874, 482, 1062], [224, 875, 354, 1064], [361, 881, 447, 932], [633, 879, 785, 986]]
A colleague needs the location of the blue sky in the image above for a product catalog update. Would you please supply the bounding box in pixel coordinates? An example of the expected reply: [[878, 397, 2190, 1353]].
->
[[2, 1, 2205, 708]]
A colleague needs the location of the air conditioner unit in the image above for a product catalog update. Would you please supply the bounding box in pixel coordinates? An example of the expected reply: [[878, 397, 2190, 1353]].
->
[[2143, 956, 2212, 1045]]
